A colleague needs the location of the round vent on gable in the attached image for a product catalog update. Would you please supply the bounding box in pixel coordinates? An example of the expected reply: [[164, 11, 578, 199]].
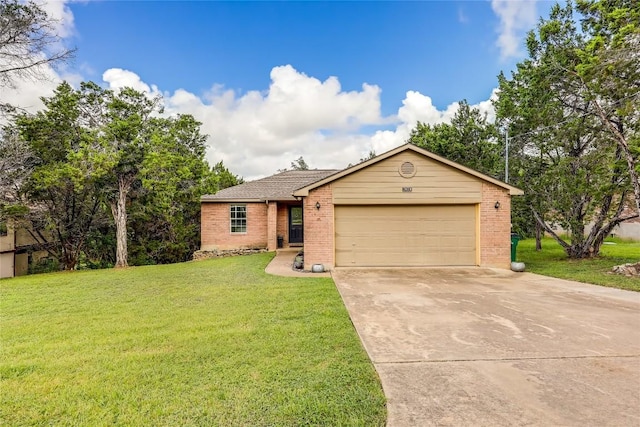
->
[[399, 161, 417, 178]]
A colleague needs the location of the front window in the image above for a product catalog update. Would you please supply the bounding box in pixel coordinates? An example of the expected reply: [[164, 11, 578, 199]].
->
[[230, 205, 247, 233]]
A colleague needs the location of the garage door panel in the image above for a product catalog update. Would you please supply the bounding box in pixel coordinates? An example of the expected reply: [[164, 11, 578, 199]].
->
[[335, 205, 476, 267]]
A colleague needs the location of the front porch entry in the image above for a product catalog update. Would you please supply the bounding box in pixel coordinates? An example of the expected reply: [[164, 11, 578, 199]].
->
[[289, 206, 303, 244]]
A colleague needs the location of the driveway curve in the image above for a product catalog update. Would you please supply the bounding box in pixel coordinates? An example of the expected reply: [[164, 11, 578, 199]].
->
[[331, 268, 640, 426]]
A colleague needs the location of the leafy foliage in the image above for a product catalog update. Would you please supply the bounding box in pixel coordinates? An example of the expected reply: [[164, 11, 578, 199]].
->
[[407, 100, 503, 178], [16, 82, 106, 270], [14, 81, 240, 270], [494, 1, 638, 258]]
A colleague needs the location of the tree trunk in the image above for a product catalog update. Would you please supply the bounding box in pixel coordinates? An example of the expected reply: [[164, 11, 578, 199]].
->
[[110, 176, 131, 268], [535, 221, 542, 251], [62, 246, 77, 271]]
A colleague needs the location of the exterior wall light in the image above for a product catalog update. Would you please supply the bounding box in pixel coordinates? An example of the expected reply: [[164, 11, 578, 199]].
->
[[315, 202, 321, 210], [494, 201, 501, 209]]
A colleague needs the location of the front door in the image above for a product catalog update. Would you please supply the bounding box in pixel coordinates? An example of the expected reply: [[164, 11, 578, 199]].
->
[[289, 206, 303, 244]]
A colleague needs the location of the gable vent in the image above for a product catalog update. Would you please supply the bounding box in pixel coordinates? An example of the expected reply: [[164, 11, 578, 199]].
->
[[399, 161, 417, 178]]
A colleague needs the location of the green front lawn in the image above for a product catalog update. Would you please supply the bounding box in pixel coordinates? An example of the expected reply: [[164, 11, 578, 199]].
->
[[517, 237, 640, 292], [0, 254, 386, 426]]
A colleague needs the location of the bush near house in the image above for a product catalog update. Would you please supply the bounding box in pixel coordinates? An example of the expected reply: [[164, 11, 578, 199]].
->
[[0, 253, 386, 426]]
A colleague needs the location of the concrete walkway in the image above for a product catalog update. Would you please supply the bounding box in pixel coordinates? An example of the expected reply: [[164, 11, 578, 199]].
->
[[332, 267, 640, 426], [264, 248, 331, 278]]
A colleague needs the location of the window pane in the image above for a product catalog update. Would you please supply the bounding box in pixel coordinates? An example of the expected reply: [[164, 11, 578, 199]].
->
[[291, 207, 303, 225], [230, 205, 247, 233]]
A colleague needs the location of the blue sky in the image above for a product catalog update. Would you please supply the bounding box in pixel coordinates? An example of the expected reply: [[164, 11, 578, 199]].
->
[[7, 0, 554, 178], [70, 1, 507, 113]]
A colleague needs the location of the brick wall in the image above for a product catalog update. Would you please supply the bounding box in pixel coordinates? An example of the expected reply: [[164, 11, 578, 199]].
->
[[303, 185, 334, 270], [201, 202, 268, 250], [300, 182, 513, 270], [267, 202, 277, 251], [276, 204, 290, 247], [479, 183, 511, 268]]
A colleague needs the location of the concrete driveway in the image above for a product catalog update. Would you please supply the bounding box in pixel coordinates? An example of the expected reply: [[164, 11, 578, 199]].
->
[[331, 268, 640, 426]]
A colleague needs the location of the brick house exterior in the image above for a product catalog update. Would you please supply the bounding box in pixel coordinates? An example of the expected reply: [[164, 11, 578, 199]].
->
[[200, 170, 339, 252], [200, 144, 523, 270]]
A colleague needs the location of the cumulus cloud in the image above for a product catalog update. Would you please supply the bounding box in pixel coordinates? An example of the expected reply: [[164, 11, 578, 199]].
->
[[147, 65, 388, 178], [491, 0, 538, 59], [102, 68, 161, 95], [370, 90, 497, 157], [98, 66, 497, 179]]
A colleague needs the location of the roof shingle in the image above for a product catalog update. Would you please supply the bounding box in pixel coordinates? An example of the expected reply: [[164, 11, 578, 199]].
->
[[201, 169, 339, 202]]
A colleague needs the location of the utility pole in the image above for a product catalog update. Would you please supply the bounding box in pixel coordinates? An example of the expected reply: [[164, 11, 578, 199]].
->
[[505, 127, 509, 183]]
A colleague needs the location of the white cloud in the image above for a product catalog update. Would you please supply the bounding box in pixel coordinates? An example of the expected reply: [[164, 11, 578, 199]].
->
[[95, 66, 496, 179], [150, 65, 396, 178], [39, 0, 75, 39], [491, 0, 538, 59], [370, 90, 496, 157], [102, 68, 161, 95]]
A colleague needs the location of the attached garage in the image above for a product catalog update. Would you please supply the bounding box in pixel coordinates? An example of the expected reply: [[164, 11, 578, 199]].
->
[[293, 143, 524, 271], [335, 205, 476, 267]]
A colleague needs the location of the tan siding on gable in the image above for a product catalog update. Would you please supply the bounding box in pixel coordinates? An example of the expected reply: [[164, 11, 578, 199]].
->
[[332, 151, 482, 204]]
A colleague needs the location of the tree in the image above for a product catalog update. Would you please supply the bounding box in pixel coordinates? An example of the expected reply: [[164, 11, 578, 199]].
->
[[128, 117, 241, 265], [347, 150, 377, 168], [0, 0, 74, 113], [575, 0, 640, 215], [359, 149, 376, 163], [407, 100, 503, 178], [16, 81, 233, 270], [16, 82, 106, 269], [494, 1, 637, 259], [0, 125, 34, 243], [0, 125, 34, 204], [210, 160, 243, 192], [98, 86, 162, 267], [290, 156, 309, 170], [278, 156, 310, 172]]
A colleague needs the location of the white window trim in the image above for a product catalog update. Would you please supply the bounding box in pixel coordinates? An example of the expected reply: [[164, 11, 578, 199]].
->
[[230, 204, 247, 234]]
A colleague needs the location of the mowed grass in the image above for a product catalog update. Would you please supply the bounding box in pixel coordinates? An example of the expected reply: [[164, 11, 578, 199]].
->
[[0, 253, 386, 426], [517, 237, 640, 292]]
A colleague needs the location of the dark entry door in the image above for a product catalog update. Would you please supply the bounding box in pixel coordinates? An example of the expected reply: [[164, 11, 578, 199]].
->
[[289, 206, 303, 243]]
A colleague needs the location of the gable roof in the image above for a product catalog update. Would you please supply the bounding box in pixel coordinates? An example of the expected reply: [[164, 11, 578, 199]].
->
[[201, 169, 339, 202], [293, 143, 524, 197]]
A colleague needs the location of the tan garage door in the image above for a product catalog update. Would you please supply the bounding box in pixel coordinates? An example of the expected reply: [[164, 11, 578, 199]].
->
[[335, 205, 477, 267]]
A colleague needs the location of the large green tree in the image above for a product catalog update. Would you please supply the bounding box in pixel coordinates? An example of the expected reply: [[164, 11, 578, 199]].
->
[[16, 82, 106, 269], [97, 85, 162, 267], [575, 0, 640, 214], [495, 1, 637, 258], [407, 100, 503, 178], [128, 117, 241, 265], [17, 81, 238, 270]]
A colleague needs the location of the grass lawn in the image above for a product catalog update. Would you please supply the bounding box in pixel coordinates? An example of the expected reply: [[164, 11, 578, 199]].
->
[[517, 237, 640, 292], [0, 253, 386, 426]]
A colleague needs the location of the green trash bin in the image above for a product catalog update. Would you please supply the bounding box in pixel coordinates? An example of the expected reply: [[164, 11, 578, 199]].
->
[[510, 233, 520, 262]]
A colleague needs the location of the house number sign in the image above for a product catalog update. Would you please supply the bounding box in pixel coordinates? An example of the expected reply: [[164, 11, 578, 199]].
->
[[402, 187, 413, 192]]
